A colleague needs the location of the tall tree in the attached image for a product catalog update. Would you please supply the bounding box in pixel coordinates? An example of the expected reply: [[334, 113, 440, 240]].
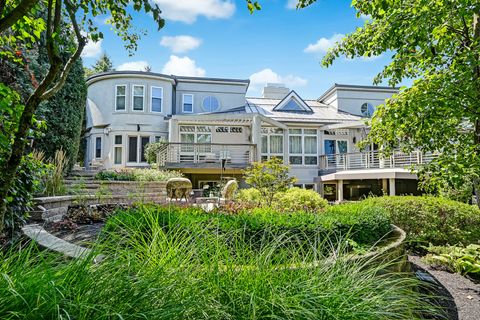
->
[[292, 0, 480, 200], [0, 0, 165, 233], [92, 52, 113, 73]]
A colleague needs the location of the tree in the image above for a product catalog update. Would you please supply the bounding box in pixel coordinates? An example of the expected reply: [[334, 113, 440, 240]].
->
[[35, 58, 86, 171], [242, 158, 297, 206], [92, 52, 113, 73], [289, 0, 480, 202], [0, 0, 165, 233]]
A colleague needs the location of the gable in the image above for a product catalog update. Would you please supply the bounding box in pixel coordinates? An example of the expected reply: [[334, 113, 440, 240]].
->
[[273, 91, 313, 113]]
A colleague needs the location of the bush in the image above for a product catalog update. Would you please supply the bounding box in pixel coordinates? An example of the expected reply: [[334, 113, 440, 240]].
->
[[274, 187, 328, 213], [106, 202, 392, 253], [423, 244, 480, 279], [95, 168, 182, 182], [361, 196, 480, 248], [144, 140, 166, 165], [235, 188, 264, 206], [2, 155, 50, 239]]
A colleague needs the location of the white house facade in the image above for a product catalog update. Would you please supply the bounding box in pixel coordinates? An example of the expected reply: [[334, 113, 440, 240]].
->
[[85, 71, 426, 201]]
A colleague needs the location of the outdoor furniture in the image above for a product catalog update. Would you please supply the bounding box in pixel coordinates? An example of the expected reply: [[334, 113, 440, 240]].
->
[[166, 178, 192, 202]]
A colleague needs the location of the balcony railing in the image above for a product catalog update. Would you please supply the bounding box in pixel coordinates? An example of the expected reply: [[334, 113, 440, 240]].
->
[[319, 150, 437, 171], [157, 143, 256, 168]]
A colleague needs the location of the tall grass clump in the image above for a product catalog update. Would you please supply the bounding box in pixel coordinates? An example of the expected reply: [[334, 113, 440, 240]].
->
[[0, 207, 444, 319], [33, 148, 67, 196]]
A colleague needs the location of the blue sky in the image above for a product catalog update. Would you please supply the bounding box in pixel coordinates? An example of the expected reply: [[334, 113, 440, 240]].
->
[[81, 0, 397, 99]]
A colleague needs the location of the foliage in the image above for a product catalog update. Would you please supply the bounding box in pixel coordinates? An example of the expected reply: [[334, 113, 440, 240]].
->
[[0, 0, 166, 235], [144, 139, 166, 165], [92, 53, 113, 74], [362, 196, 480, 249], [0, 229, 442, 319], [95, 168, 182, 182], [34, 59, 86, 172], [293, 0, 480, 197], [2, 154, 49, 239], [273, 187, 328, 213], [242, 158, 297, 205], [236, 187, 328, 213], [423, 244, 480, 279], [235, 188, 264, 206], [117, 203, 392, 250]]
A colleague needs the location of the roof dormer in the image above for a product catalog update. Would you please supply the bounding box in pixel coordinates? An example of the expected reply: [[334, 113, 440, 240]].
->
[[273, 91, 313, 113]]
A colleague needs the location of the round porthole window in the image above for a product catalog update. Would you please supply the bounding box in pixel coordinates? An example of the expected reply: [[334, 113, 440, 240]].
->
[[361, 102, 375, 117], [202, 96, 220, 112]]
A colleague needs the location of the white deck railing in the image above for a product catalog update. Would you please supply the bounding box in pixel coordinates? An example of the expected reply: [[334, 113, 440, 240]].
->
[[157, 143, 256, 167], [319, 150, 437, 171]]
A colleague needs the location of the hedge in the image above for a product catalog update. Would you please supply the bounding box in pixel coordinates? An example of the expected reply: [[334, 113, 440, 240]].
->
[[361, 196, 480, 247]]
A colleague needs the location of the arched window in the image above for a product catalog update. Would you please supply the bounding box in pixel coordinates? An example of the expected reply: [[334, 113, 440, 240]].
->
[[202, 96, 220, 112], [361, 102, 375, 117]]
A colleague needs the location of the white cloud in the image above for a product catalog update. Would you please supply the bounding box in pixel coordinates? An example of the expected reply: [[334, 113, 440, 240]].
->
[[304, 33, 345, 54], [80, 33, 102, 58], [286, 0, 298, 9], [161, 55, 206, 76], [249, 68, 307, 91], [116, 61, 150, 71], [153, 0, 235, 24], [359, 14, 371, 20], [160, 35, 202, 53]]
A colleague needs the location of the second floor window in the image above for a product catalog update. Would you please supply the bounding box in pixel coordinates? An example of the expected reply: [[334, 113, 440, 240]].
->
[[183, 94, 193, 113], [151, 87, 163, 113], [132, 85, 144, 111], [115, 85, 126, 111]]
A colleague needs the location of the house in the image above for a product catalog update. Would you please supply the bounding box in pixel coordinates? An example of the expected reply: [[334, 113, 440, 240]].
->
[[85, 71, 428, 201]]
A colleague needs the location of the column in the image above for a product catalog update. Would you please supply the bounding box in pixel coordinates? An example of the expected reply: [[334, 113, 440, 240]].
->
[[283, 128, 289, 165], [168, 119, 179, 143], [337, 179, 344, 202], [251, 115, 262, 161], [389, 178, 396, 196], [382, 179, 388, 195]]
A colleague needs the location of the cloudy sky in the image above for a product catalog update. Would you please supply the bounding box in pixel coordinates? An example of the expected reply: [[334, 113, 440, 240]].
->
[[81, 0, 399, 99]]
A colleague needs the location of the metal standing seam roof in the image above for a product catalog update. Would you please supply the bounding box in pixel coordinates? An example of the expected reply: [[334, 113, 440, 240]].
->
[[203, 97, 362, 124]]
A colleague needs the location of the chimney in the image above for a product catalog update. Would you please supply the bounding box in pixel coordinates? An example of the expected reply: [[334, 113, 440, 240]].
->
[[262, 83, 290, 99]]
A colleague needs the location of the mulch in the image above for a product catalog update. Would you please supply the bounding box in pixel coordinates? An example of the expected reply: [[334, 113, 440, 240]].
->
[[409, 255, 480, 320]]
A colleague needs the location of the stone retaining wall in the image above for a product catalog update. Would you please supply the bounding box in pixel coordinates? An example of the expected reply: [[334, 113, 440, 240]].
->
[[33, 181, 167, 222], [63, 180, 167, 195]]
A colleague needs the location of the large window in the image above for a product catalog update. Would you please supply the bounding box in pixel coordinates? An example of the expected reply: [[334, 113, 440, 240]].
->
[[128, 135, 150, 163], [132, 85, 144, 111], [115, 85, 126, 111], [261, 127, 284, 162], [114, 135, 122, 165], [288, 128, 318, 165], [151, 86, 163, 113], [182, 94, 193, 113], [95, 137, 102, 159], [324, 139, 348, 166]]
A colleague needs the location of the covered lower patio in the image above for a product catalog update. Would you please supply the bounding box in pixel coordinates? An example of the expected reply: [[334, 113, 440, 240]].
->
[[315, 168, 421, 202]]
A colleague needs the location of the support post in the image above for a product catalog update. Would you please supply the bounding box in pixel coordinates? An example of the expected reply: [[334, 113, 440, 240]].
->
[[389, 178, 396, 196], [251, 115, 262, 161], [337, 179, 344, 202], [382, 179, 388, 195]]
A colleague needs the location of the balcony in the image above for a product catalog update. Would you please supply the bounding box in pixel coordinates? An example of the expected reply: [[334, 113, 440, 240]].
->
[[157, 143, 256, 169], [319, 150, 437, 172]]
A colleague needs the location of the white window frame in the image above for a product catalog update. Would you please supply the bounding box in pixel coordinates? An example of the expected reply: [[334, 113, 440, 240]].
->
[[113, 134, 123, 166], [94, 136, 102, 159], [150, 86, 163, 113], [115, 85, 127, 111], [182, 94, 194, 113], [261, 127, 284, 162], [131, 85, 145, 112], [288, 128, 318, 166]]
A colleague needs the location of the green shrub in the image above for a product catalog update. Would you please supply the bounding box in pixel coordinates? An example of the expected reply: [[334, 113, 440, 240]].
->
[[423, 244, 480, 278], [0, 231, 442, 319], [274, 187, 328, 213], [106, 202, 392, 254], [235, 188, 264, 206], [144, 140, 166, 165], [362, 196, 480, 248], [95, 168, 182, 182]]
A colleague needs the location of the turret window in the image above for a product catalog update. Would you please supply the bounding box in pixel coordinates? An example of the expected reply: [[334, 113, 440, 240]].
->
[[132, 85, 145, 111], [115, 85, 126, 111]]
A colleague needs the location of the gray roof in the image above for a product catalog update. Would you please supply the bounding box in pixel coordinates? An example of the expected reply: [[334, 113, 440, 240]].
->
[[87, 71, 249, 85], [205, 97, 361, 124], [317, 83, 399, 102]]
